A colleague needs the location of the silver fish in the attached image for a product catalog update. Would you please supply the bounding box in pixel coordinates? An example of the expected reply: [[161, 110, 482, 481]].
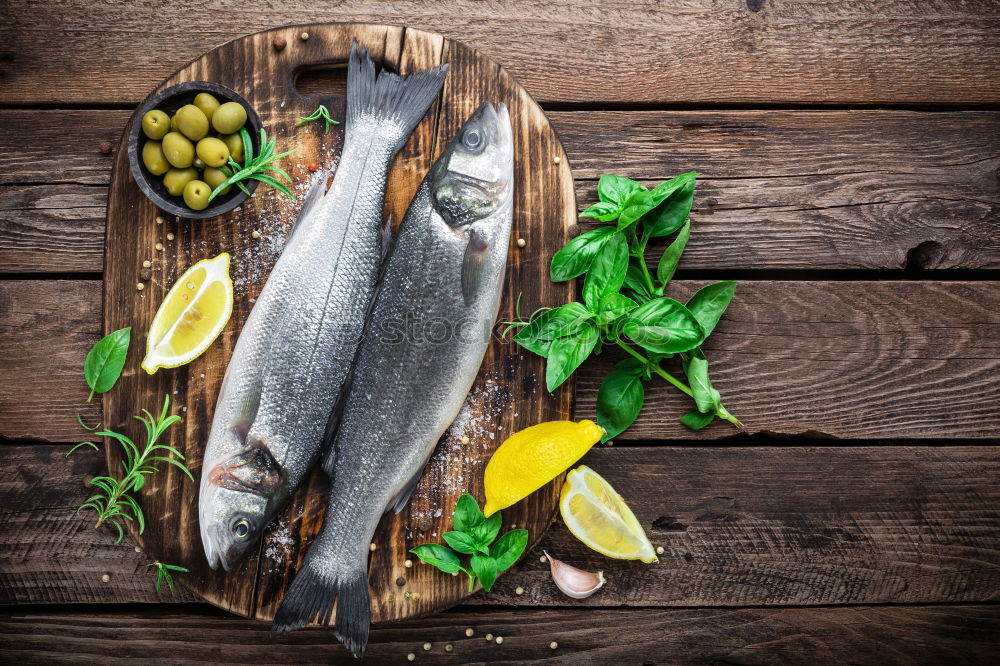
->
[[198, 42, 448, 571], [271, 101, 514, 655]]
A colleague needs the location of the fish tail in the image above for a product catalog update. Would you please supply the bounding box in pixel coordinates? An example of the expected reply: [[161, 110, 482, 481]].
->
[[272, 558, 370, 657], [347, 40, 449, 153]]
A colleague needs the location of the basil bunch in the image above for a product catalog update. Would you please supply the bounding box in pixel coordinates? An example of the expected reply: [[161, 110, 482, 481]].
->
[[506, 172, 741, 437]]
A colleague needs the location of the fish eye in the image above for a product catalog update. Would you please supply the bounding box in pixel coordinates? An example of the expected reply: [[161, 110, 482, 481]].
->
[[233, 519, 252, 539], [463, 128, 482, 150]]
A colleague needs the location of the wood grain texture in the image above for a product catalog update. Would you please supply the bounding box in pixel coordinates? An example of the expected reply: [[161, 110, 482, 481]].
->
[[2, 1, 1000, 105], [100, 25, 574, 624], [5, 445, 999, 607], [3, 605, 999, 665], [2, 279, 998, 443], [4, 109, 999, 273], [0, 281, 101, 441]]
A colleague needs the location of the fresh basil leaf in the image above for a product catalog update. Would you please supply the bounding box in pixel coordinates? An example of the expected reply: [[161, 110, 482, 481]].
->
[[471, 511, 502, 550], [685, 281, 737, 338], [579, 201, 621, 222], [656, 220, 691, 288], [623, 265, 653, 303], [623, 298, 705, 354], [680, 408, 715, 430], [550, 227, 616, 281], [470, 554, 498, 592], [643, 172, 697, 238], [84, 327, 131, 402], [490, 528, 529, 572], [582, 232, 628, 311], [442, 530, 479, 555], [513, 303, 593, 358], [596, 360, 646, 441], [545, 320, 600, 391], [453, 493, 485, 533], [617, 189, 656, 231], [597, 173, 643, 207], [682, 347, 722, 413], [596, 293, 638, 325], [410, 544, 463, 574]]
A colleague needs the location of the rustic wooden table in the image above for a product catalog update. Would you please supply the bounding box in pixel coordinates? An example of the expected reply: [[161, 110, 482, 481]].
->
[[2, 2, 999, 664]]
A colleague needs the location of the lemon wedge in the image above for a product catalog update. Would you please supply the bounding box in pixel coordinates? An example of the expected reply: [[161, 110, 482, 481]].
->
[[560, 465, 658, 563], [483, 420, 604, 517], [141, 253, 233, 374]]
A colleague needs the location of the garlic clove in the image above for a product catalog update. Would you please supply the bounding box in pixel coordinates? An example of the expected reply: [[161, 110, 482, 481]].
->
[[544, 550, 605, 599]]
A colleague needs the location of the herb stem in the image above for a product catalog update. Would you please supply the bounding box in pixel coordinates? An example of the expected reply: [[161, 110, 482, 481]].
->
[[87, 389, 95, 403], [615, 340, 693, 398]]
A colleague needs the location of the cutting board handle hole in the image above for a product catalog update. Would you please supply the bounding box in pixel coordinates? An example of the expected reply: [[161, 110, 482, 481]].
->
[[294, 65, 348, 97]]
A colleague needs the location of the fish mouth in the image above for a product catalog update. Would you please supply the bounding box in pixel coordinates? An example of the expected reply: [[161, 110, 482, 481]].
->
[[202, 524, 236, 572]]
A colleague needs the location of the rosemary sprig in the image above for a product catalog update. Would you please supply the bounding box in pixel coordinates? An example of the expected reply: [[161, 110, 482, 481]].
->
[[295, 104, 339, 134], [150, 561, 189, 592], [73, 394, 194, 544], [208, 127, 297, 203]]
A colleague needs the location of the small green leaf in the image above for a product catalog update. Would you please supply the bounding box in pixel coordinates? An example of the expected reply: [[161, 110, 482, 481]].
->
[[452, 493, 484, 533], [410, 544, 463, 574], [582, 232, 628, 311], [656, 220, 691, 287], [83, 327, 131, 401], [623, 298, 705, 354], [683, 347, 722, 414], [597, 174, 643, 207], [470, 554, 498, 592], [623, 265, 653, 302], [442, 530, 479, 555], [550, 227, 616, 281], [643, 172, 698, 238], [680, 408, 715, 430], [489, 529, 529, 572], [685, 281, 737, 338], [512, 303, 593, 358], [596, 293, 638, 326], [579, 201, 621, 222], [617, 189, 657, 231], [471, 511, 502, 550], [596, 360, 646, 441], [544, 320, 600, 391]]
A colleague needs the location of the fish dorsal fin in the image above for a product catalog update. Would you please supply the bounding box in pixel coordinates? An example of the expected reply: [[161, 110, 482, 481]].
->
[[284, 178, 326, 247], [230, 378, 263, 445], [461, 228, 490, 305]]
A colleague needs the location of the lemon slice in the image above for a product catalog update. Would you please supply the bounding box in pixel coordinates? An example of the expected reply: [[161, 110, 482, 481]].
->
[[141, 253, 233, 374], [560, 465, 658, 563], [483, 420, 604, 517]]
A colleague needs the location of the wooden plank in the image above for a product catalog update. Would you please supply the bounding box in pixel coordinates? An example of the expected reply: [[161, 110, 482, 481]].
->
[[2, 279, 997, 443], [2, 605, 999, 664], [2, 3, 999, 105], [0, 281, 100, 441], [4, 445, 999, 607], [3, 109, 998, 273]]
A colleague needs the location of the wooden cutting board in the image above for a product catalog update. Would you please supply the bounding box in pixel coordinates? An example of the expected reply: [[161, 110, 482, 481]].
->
[[102, 23, 575, 623]]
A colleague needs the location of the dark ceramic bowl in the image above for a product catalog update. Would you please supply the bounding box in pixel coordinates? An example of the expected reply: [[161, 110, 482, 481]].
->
[[128, 81, 262, 219]]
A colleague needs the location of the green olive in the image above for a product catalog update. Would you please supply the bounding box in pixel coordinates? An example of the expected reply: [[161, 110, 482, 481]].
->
[[212, 101, 247, 134], [162, 167, 199, 197], [141, 140, 169, 175], [193, 157, 206, 170], [169, 114, 179, 132], [202, 167, 232, 196], [196, 137, 230, 168], [183, 179, 212, 211], [220, 133, 245, 163], [161, 131, 195, 168], [193, 93, 221, 123], [141, 110, 171, 140], [174, 104, 209, 141]]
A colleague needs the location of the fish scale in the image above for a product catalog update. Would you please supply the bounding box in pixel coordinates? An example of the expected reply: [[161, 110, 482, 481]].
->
[[198, 42, 448, 571]]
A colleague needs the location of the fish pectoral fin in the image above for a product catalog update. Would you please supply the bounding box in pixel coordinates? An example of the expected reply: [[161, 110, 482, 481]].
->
[[386, 466, 425, 515], [230, 379, 263, 444], [461, 228, 490, 306]]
